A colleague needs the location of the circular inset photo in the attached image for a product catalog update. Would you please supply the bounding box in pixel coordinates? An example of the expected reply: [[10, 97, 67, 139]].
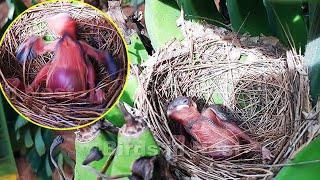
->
[[0, 1, 129, 129]]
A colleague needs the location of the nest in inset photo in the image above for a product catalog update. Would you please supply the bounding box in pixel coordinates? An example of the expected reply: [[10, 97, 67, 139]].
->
[[136, 21, 319, 179], [0, 1, 128, 128]]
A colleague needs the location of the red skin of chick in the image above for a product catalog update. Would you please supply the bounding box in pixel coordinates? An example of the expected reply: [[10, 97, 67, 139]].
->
[[15, 13, 117, 103], [167, 97, 272, 162]]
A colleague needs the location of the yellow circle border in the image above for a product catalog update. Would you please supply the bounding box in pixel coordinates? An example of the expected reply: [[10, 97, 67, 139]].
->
[[0, 0, 131, 131]]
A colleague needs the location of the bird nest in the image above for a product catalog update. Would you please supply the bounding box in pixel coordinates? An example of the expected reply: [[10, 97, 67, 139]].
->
[[0, 1, 128, 129], [136, 21, 318, 179]]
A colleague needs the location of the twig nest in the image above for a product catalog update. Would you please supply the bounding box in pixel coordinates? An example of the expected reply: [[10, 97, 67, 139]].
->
[[136, 21, 318, 179], [0, 1, 128, 129]]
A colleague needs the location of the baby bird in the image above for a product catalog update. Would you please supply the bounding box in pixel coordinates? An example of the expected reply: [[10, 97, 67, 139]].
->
[[16, 13, 117, 103], [167, 96, 272, 162]]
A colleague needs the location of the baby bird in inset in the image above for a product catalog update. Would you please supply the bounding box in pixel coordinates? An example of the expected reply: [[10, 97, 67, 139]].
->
[[16, 13, 117, 103]]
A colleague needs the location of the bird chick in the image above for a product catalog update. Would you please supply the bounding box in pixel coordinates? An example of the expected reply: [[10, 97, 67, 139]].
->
[[167, 96, 272, 162]]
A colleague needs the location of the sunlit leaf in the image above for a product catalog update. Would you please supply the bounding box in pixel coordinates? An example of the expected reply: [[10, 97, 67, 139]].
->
[[15, 116, 28, 131], [276, 137, 320, 180], [24, 128, 34, 148], [145, 0, 183, 49], [127, 33, 149, 65], [35, 128, 46, 156]]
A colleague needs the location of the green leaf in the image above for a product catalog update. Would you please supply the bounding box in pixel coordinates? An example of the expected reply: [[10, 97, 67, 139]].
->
[[227, 0, 271, 36], [108, 129, 160, 176], [31, 0, 39, 5], [42, 129, 53, 148], [35, 128, 46, 156], [24, 128, 34, 148], [5, 0, 15, 20], [145, 0, 183, 50], [58, 152, 64, 170], [307, 3, 320, 104], [306, 38, 320, 104], [276, 137, 320, 180], [74, 131, 117, 179], [120, 75, 138, 105], [308, 2, 320, 41], [15, 116, 28, 131], [16, 130, 20, 141], [123, 0, 144, 6], [61, 151, 75, 168], [105, 74, 138, 127], [56, 152, 66, 180], [45, 155, 52, 177], [127, 33, 149, 65], [26, 148, 42, 173], [12, 0, 27, 16], [36, 158, 52, 180], [105, 106, 125, 127], [263, 0, 308, 51], [0, 93, 18, 177], [176, 0, 228, 27]]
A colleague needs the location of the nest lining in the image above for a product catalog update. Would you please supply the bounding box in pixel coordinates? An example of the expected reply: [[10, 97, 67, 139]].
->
[[0, 1, 128, 128], [136, 21, 318, 179]]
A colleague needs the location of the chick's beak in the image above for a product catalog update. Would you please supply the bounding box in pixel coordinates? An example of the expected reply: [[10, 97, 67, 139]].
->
[[167, 104, 190, 118]]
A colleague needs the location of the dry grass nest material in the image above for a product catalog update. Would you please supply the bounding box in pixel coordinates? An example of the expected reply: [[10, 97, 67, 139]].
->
[[0, 1, 128, 128], [136, 21, 319, 179]]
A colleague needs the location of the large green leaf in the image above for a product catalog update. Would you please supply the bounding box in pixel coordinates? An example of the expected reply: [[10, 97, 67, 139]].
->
[[35, 128, 46, 156], [176, 0, 228, 27], [276, 137, 320, 180], [145, 0, 183, 50], [227, 0, 271, 36], [74, 132, 116, 180], [0, 93, 17, 179], [263, 0, 308, 51], [306, 2, 320, 104], [306, 37, 320, 104]]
